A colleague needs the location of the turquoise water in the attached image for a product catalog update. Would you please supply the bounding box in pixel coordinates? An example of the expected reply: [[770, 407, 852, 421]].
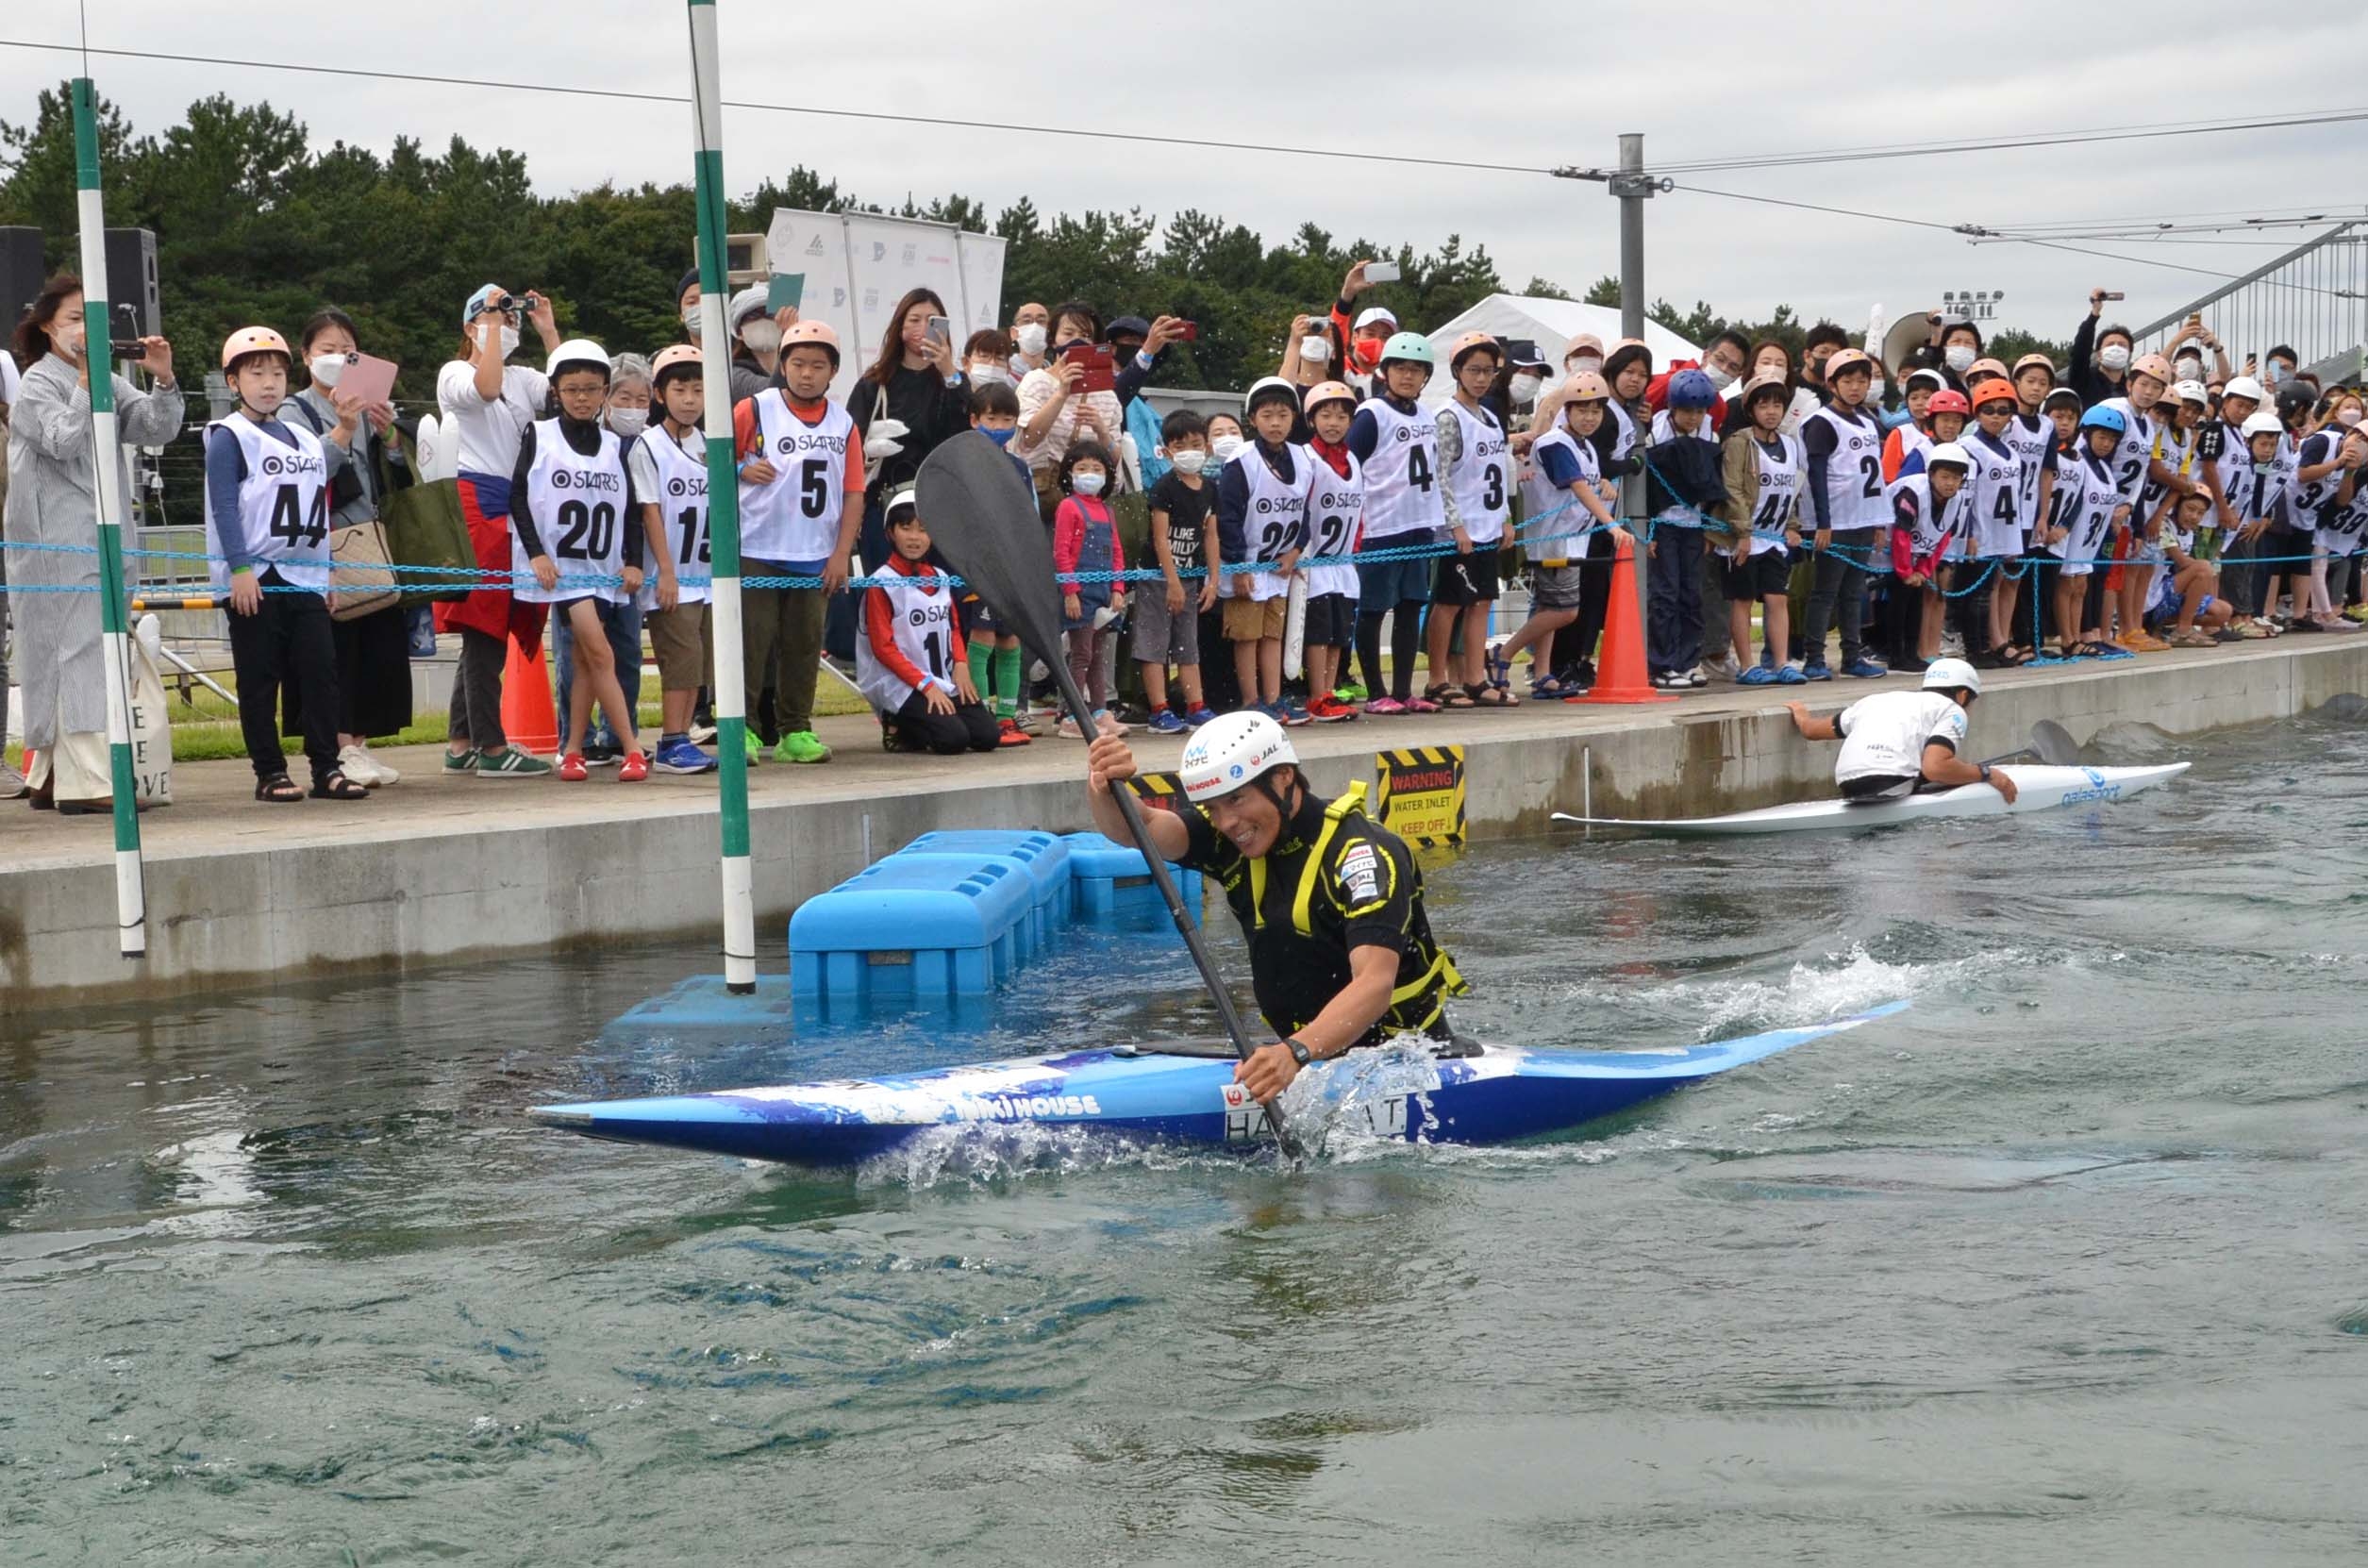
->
[[4, 713, 2366, 1564]]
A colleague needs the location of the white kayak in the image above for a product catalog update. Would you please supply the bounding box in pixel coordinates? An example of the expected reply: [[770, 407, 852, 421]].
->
[[1554, 762, 2189, 837]]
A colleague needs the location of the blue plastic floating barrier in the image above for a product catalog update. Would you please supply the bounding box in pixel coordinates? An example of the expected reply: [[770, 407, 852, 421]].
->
[[788, 854, 1032, 1003], [895, 829, 1073, 950], [1061, 830, 1202, 919]]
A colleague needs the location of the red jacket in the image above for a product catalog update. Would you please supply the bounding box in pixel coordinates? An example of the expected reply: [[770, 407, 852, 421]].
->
[[1644, 360, 1731, 428]]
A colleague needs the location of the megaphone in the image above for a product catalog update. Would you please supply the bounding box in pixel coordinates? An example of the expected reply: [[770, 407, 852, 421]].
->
[[1880, 309, 1937, 378]]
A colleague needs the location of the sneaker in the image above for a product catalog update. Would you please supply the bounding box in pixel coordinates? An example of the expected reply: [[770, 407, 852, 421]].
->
[[1939, 631, 1965, 659], [1147, 709, 1187, 734], [1183, 707, 1221, 728], [1710, 650, 1743, 681], [1277, 701, 1313, 726], [995, 717, 1034, 747], [618, 749, 649, 782], [0, 764, 26, 800], [339, 743, 385, 788], [688, 722, 719, 744], [654, 737, 716, 774], [476, 747, 552, 778], [558, 752, 590, 782], [442, 748, 479, 776], [775, 730, 832, 764], [1841, 658, 1889, 678], [582, 741, 620, 767], [2343, 604, 2368, 624], [1738, 664, 1779, 686], [1890, 655, 1929, 674], [1776, 662, 1809, 686], [1331, 683, 1369, 704], [1570, 659, 1597, 689], [1055, 716, 1086, 740], [1801, 660, 1834, 682], [1365, 695, 1408, 716], [1404, 693, 1442, 714]]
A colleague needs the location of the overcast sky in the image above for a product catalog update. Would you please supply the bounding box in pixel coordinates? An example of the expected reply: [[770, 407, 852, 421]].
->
[[8, 4, 2368, 354]]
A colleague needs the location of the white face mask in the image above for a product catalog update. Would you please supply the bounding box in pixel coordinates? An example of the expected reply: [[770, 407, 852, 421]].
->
[[2099, 344, 2132, 373], [1299, 336, 1331, 365], [1867, 378, 1888, 402], [1015, 323, 1048, 357], [967, 361, 1006, 386], [1509, 373, 1543, 404], [2338, 408, 2363, 427], [1171, 449, 1209, 475], [309, 354, 347, 389], [1943, 345, 1976, 374], [608, 408, 648, 437], [1705, 363, 1738, 392], [1071, 470, 1107, 497], [485, 325, 520, 359], [2175, 357, 2203, 380], [682, 306, 703, 340], [740, 320, 781, 355], [1572, 357, 1602, 376], [1209, 434, 1244, 462]]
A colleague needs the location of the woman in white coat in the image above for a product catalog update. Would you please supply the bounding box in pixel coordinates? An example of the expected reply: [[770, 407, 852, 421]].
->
[[3, 274, 182, 812]]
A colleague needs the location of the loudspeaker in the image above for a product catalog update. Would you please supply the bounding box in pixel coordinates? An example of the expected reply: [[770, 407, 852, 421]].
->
[[105, 226, 159, 338], [0, 225, 45, 342]]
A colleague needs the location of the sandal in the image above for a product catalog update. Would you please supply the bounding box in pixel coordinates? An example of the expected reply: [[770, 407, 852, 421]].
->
[[256, 773, 303, 804], [310, 770, 370, 801], [1530, 676, 1574, 699], [1426, 684, 1477, 709], [1484, 644, 1512, 689], [1471, 683, 1518, 708]]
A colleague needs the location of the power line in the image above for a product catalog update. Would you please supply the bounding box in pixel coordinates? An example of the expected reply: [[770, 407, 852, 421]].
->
[[1636, 106, 2368, 175], [0, 37, 1556, 180], [1661, 182, 1970, 235]]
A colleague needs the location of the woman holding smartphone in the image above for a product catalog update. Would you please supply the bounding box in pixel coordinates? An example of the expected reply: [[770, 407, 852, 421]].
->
[[830, 289, 973, 659], [1015, 300, 1126, 522]]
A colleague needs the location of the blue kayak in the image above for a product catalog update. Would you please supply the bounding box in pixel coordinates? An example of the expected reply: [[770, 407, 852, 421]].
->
[[534, 1000, 1908, 1168]]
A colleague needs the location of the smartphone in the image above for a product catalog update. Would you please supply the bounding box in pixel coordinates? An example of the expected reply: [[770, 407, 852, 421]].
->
[[926, 314, 951, 346], [1365, 261, 1401, 283], [1176, 321, 1198, 342], [109, 337, 148, 360], [1063, 341, 1116, 393]]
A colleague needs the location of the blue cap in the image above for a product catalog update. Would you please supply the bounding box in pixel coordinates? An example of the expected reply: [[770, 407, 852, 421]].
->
[[463, 284, 507, 326]]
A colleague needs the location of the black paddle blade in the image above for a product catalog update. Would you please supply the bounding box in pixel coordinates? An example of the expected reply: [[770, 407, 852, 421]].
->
[[915, 433, 1066, 670], [2029, 719, 2081, 766]]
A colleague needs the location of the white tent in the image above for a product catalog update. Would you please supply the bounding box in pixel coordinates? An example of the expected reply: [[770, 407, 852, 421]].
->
[[1417, 294, 1701, 403]]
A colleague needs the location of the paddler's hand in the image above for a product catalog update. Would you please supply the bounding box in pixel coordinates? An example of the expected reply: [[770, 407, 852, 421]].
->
[[1986, 766, 2020, 805], [1085, 731, 1138, 795], [1235, 1042, 1302, 1102]]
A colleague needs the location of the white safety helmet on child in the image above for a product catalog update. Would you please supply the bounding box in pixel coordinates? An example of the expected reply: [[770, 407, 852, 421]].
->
[[1926, 442, 1974, 472], [1178, 709, 1298, 805], [2222, 375, 2265, 406], [1921, 656, 1981, 696], [546, 338, 612, 379]]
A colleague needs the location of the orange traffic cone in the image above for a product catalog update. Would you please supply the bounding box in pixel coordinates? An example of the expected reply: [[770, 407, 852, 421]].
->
[[499, 631, 559, 755], [1573, 534, 1676, 705]]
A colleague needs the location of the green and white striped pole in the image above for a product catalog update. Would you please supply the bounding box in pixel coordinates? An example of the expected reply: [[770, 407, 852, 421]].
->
[[73, 76, 148, 959], [684, 0, 756, 991]]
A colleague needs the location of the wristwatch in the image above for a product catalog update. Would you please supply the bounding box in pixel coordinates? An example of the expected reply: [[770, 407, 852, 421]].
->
[[1977, 763, 1993, 783], [1285, 1038, 1314, 1068]]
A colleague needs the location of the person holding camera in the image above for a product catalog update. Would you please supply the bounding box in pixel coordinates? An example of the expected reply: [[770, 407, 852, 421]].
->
[[3, 273, 182, 811], [434, 283, 562, 779]]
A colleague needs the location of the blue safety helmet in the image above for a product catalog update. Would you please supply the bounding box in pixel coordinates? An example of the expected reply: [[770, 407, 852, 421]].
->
[[2077, 404, 2128, 435], [1667, 368, 1718, 409]]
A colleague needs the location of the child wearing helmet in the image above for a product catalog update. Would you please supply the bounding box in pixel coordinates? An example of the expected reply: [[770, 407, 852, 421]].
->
[[205, 325, 365, 803], [628, 344, 718, 774], [1052, 439, 1128, 737], [1718, 373, 1809, 684], [1881, 370, 1948, 482], [1997, 362, 2064, 660], [2282, 406, 2368, 632], [734, 317, 865, 764], [2144, 486, 2237, 645], [2119, 383, 2210, 653], [1798, 347, 1893, 680], [1428, 334, 1513, 708], [859, 488, 1000, 755], [2051, 406, 2139, 659], [511, 339, 650, 781], [1885, 442, 1974, 670], [1217, 380, 1310, 725], [1495, 372, 1631, 696], [1643, 368, 1736, 690], [1300, 383, 1368, 723], [1344, 332, 1447, 714], [1952, 380, 2026, 665], [2026, 386, 2087, 651]]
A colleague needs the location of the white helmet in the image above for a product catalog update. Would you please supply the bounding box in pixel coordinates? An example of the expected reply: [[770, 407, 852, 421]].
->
[[1178, 709, 1297, 805], [1921, 656, 1981, 695], [1926, 442, 1973, 472], [2241, 409, 2285, 440], [545, 338, 612, 378], [2173, 379, 2210, 406], [2223, 375, 2265, 405]]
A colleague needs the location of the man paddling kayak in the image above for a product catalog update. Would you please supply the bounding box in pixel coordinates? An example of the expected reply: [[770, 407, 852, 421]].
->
[[1085, 711, 1466, 1101], [1785, 656, 2019, 805]]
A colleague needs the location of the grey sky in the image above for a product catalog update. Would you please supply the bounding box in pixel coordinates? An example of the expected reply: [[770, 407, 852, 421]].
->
[[8, 3, 2368, 351]]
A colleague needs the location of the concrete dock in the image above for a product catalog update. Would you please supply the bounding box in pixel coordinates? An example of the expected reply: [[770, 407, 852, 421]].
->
[[5, 637, 2364, 1009]]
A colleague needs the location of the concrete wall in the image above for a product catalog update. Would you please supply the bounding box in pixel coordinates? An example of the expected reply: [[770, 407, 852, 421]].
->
[[7, 641, 2363, 1010]]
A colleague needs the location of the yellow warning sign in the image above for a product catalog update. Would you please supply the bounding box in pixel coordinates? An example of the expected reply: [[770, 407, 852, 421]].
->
[[1127, 771, 1185, 813], [1375, 745, 1466, 845]]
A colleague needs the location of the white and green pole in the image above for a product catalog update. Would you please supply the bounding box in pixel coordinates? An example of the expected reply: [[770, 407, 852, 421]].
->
[[73, 76, 148, 960], [684, 0, 756, 992]]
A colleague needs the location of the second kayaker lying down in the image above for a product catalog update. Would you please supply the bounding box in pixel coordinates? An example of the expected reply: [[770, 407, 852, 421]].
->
[[1785, 657, 2019, 805], [1083, 710, 1467, 1103]]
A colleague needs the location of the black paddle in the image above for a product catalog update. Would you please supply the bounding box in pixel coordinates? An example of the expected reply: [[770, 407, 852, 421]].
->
[[915, 434, 1307, 1162]]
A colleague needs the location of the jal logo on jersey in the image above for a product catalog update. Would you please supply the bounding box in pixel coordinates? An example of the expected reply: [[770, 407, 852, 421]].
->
[[665, 474, 708, 499]]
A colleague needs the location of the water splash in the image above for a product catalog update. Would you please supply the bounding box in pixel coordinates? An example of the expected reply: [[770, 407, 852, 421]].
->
[[1566, 942, 2049, 1040]]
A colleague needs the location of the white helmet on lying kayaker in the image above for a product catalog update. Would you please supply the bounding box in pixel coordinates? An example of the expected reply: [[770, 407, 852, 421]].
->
[[1179, 709, 1298, 806], [1921, 656, 1981, 697]]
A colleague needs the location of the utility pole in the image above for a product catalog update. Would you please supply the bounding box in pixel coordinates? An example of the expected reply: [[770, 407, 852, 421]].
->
[[1611, 132, 1653, 526]]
